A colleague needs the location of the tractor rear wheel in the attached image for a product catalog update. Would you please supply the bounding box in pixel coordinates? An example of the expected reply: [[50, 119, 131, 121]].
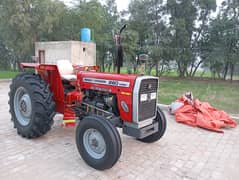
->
[[139, 107, 167, 143], [76, 115, 122, 170], [8, 73, 55, 138]]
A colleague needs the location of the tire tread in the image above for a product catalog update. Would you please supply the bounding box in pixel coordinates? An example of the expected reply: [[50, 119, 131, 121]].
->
[[8, 72, 55, 138]]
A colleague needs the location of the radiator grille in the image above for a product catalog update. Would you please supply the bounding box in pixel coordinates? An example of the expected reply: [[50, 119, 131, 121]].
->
[[138, 79, 158, 122]]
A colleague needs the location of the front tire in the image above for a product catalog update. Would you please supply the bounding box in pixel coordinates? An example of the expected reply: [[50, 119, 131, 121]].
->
[[76, 115, 122, 170], [8, 73, 55, 138], [139, 107, 167, 143]]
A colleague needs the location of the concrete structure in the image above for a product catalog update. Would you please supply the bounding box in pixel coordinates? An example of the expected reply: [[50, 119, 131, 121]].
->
[[35, 41, 96, 66], [1, 81, 239, 180]]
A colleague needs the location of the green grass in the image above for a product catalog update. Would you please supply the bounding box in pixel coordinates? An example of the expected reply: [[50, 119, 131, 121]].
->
[[161, 70, 239, 80], [158, 78, 239, 114], [0, 71, 19, 79], [1, 70, 238, 113]]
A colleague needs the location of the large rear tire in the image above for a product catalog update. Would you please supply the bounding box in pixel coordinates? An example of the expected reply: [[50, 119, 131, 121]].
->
[[8, 73, 55, 138], [138, 107, 167, 143], [76, 115, 122, 170]]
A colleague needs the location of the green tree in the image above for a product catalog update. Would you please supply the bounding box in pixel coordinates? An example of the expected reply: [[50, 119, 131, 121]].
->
[[0, 0, 67, 68], [0, 39, 15, 70], [128, 0, 151, 48], [166, 0, 216, 77], [146, 0, 172, 76], [122, 29, 140, 73], [203, 0, 239, 80], [74, 0, 119, 71]]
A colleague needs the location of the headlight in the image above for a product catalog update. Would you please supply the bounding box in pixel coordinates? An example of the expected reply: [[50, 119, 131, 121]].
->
[[140, 94, 147, 102], [150, 92, 156, 100]]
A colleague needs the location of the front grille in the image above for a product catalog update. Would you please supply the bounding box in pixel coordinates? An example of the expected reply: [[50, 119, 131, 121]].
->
[[139, 79, 158, 93], [138, 79, 158, 122]]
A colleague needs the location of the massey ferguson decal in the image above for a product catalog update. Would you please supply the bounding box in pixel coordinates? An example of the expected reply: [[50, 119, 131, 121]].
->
[[83, 78, 130, 88]]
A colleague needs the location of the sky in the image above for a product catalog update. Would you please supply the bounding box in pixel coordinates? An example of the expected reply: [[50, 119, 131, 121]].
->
[[115, 0, 129, 11], [61, 0, 129, 11], [62, 0, 224, 12]]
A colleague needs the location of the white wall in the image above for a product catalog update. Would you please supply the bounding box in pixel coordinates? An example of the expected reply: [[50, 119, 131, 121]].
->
[[35, 41, 96, 66], [71, 41, 96, 66]]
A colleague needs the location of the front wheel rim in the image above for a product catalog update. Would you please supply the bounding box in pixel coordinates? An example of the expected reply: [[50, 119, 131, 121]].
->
[[13, 87, 32, 126], [83, 128, 106, 159]]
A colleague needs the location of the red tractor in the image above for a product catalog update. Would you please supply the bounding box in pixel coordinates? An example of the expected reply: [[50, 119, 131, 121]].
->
[[8, 27, 166, 170]]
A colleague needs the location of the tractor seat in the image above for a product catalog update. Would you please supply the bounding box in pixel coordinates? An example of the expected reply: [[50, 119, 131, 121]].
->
[[57, 60, 77, 81]]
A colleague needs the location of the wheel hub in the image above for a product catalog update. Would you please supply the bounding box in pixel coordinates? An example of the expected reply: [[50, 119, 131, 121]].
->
[[83, 128, 106, 159], [19, 94, 31, 116], [90, 138, 99, 148], [14, 87, 32, 126], [20, 101, 27, 112]]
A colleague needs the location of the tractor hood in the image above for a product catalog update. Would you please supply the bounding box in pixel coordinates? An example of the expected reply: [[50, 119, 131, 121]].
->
[[77, 71, 140, 93]]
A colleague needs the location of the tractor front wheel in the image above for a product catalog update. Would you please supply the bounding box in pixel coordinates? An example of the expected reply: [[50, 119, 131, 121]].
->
[[76, 115, 122, 170], [8, 73, 55, 138]]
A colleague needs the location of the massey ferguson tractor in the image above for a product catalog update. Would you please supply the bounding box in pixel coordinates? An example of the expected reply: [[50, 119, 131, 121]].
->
[[8, 26, 167, 170]]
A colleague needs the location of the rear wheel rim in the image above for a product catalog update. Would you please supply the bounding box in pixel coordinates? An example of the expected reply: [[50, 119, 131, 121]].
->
[[83, 128, 106, 159], [13, 87, 32, 126]]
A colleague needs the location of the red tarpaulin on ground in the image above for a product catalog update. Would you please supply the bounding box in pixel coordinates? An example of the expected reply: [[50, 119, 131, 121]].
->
[[174, 96, 237, 133]]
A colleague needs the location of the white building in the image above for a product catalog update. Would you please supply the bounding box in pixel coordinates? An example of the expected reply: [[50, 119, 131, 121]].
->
[[35, 41, 96, 66]]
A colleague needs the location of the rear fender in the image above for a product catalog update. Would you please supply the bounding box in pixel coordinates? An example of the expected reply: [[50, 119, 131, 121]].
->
[[20, 63, 39, 69], [20, 63, 77, 121], [36, 64, 65, 113]]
